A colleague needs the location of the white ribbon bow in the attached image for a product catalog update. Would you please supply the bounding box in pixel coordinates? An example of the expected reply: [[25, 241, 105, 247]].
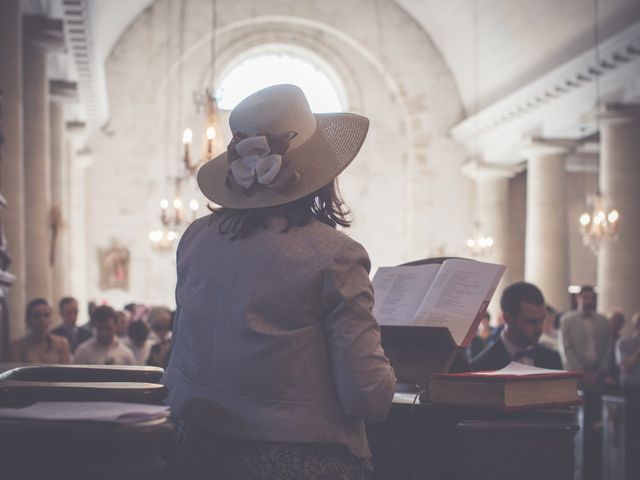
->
[[229, 136, 283, 189]]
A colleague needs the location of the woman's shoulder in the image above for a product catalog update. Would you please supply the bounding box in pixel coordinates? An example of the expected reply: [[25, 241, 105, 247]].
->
[[305, 219, 361, 244], [297, 220, 368, 257]]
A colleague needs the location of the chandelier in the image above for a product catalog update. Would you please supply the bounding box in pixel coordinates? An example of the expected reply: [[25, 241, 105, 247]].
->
[[149, 0, 221, 253], [576, 1, 621, 255], [578, 192, 619, 253], [192, 87, 223, 169], [466, 222, 494, 257], [148, 177, 200, 253]]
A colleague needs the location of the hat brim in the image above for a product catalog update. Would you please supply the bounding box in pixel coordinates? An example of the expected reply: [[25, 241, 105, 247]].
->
[[197, 112, 369, 209]]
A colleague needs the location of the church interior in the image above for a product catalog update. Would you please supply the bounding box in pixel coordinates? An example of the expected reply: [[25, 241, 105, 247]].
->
[[0, 0, 639, 479]]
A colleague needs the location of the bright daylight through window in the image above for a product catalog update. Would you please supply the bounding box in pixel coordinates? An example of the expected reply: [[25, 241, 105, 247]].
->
[[216, 51, 345, 113]]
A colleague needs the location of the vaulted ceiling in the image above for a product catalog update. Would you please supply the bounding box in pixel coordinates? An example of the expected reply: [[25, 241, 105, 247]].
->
[[92, 0, 640, 115]]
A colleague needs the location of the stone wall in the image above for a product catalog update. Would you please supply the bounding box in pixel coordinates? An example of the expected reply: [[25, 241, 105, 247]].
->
[[86, 0, 469, 307]]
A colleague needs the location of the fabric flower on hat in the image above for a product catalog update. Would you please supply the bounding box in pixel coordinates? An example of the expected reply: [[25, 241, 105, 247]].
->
[[226, 131, 300, 194]]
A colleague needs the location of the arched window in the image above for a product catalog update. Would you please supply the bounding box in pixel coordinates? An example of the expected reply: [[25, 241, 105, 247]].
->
[[216, 46, 346, 113]]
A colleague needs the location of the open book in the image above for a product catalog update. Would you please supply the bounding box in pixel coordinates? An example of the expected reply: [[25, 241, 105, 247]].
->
[[372, 258, 505, 346], [426, 362, 582, 410]]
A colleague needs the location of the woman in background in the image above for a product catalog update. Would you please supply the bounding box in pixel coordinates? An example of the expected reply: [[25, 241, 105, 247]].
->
[[162, 84, 395, 479], [10, 298, 70, 364]]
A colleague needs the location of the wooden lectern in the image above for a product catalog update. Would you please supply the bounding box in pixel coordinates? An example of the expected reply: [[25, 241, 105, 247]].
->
[[367, 258, 578, 480], [0, 364, 173, 479], [380, 325, 470, 392]]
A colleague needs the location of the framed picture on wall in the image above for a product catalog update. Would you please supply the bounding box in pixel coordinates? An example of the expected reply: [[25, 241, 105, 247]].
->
[[98, 241, 130, 291]]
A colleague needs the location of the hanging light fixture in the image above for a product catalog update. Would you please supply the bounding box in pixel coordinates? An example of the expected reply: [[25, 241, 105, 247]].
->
[[189, 0, 223, 174], [466, 222, 494, 258], [579, 192, 619, 253], [150, 177, 200, 253], [577, 0, 620, 254], [149, 0, 200, 253], [465, 0, 494, 258]]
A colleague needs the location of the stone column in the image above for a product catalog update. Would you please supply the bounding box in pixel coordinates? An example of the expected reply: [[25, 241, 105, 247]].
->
[[522, 139, 576, 311], [50, 81, 78, 304], [0, 0, 26, 339], [68, 143, 93, 320], [463, 160, 521, 319], [23, 16, 64, 302], [597, 104, 640, 321], [50, 100, 66, 303]]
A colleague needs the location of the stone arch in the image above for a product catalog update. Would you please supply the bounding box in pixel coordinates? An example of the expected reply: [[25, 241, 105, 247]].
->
[[90, 0, 470, 305]]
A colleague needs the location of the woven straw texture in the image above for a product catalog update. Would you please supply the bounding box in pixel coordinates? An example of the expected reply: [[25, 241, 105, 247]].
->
[[197, 85, 369, 209]]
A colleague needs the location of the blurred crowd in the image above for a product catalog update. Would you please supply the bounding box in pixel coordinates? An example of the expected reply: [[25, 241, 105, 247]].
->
[[8, 296, 174, 370]]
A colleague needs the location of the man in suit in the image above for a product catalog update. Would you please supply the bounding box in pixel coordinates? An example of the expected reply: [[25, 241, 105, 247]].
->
[[51, 296, 92, 353], [471, 282, 562, 371]]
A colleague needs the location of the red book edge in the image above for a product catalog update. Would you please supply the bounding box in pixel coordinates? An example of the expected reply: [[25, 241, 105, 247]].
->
[[430, 370, 583, 382]]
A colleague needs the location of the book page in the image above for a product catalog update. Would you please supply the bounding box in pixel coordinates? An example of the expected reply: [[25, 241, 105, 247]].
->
[[372, 265, 440, 326], [412, 259, 505, 345], [473, 362, 570, 376], [0, 401, 170, 424]]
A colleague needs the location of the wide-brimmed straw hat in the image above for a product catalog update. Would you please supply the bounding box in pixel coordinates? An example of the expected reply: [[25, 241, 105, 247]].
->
[[197, 84, 369, 209]]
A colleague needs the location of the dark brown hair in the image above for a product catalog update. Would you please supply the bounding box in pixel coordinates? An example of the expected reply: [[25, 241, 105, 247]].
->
[[92, 305, 117, 325], [26, 298, 50, 323], [210, 180, 352, 240], [58, 296, 77, 311], [501, 282, 545, 318]]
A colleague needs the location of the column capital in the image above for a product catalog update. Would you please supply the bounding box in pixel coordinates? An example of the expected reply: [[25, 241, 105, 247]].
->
[[23, 15, 65, 52], [461, 159, 523, 181], [519, 136, 579, 158], [599, 102, 640, 126], [50, 79, 78, 104]]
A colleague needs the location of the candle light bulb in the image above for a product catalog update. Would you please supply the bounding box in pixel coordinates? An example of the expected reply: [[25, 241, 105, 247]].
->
[[182, 127, 193, 144], [579, 213, 591, 226], [206, 126, 216, 140]]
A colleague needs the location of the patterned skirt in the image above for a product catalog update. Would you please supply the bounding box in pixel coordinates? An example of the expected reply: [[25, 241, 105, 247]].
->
[[166, 419, 373, 480]]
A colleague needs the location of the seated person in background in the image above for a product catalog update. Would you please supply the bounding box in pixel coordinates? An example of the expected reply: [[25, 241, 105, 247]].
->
[[124, 319, 154, 365], [538, 304, 560, 351], [74, 305, 135, 365], [123, 302, 138, 320], [616, 311, 640, 387], [10, 298, 70, 364], [146, 306, 173, 369], [471, 282, 562, 371], [114, 309, 131, 338], [51, 296, 92, 353], [466, 311, 494, 360]]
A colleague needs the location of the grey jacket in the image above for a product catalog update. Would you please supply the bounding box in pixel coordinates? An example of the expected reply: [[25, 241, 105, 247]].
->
[[162, 214, 395, 459]]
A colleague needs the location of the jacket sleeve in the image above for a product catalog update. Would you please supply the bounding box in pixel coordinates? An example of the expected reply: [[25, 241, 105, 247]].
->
[[321, 240, 396, 422]]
